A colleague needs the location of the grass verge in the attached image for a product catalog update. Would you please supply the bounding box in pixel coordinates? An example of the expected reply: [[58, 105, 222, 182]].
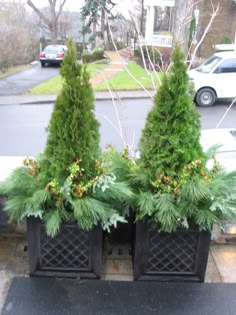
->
[[29, 63, 106, 95], [29, 61, 161, 95], [95, 61, 161, 91], [0, 64, 31, 78]]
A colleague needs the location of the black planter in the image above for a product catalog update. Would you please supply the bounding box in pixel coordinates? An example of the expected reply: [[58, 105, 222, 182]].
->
[[27, 217, 102, 279], [106, 213, 134, 244], [134, 221, 211, 282], [0, 197, 9, 231]]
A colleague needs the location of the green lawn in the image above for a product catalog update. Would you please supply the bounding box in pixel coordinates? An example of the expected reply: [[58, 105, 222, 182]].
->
[[29, 61, 161, 95], [95, 61, 162, 91], [29, 63, 106, 95]]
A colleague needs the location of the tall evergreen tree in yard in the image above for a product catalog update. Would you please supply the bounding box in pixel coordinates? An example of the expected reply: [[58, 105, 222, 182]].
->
[[139, 45, 204, 180], [81, 0, 116, 39], [43, 38, 100, 181]]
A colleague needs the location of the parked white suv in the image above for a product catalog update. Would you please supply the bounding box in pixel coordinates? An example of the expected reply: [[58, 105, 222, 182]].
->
[[188, 51, 236, 106]]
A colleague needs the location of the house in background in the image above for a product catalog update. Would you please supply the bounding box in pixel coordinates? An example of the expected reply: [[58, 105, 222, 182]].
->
[[142, 0, 236, 58], [197, 0, 236, 58], [144, 0, 175, 48]]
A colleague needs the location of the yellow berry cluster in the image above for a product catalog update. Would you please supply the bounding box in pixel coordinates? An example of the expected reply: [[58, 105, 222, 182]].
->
[[23, 157, 40, 176]]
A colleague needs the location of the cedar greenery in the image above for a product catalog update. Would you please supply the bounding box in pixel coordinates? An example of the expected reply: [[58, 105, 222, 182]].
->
[[105, 45, 236, 233], [42, 39, 100, 181], [0, 39, 132, 236], [139, 45, 204, 181], [134, 45, 236, 231]]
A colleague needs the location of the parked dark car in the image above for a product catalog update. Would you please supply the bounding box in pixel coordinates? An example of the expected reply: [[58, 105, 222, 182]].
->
[[39, 45, 68, 67]]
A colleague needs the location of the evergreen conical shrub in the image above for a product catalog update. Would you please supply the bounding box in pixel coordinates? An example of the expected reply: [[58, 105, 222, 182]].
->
[[42, 38, 100, 181], [0, 38, 133, 236], [139, 45, 204, 181]]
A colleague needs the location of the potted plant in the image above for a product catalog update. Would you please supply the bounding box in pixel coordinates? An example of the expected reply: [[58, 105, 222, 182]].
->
[[110, 45, 236, 282], [0, 39, 131, 279]]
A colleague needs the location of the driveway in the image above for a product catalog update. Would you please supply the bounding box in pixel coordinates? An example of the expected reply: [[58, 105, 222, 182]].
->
[[0, 63, 59, 96]]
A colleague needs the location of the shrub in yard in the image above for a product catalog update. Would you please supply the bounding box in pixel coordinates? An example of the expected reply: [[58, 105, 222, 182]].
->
[[91, 49, 104, 61], [82, 49, 105, 64], [82, 52, 92, 63], [136, 46, 160, 66]]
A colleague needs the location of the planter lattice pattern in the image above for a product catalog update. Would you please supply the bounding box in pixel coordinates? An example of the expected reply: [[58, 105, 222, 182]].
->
[[147, 231, 198, 273], [27, 218, 102, 278], [134, 221, 211, 282], [40, 226, 89, 270]]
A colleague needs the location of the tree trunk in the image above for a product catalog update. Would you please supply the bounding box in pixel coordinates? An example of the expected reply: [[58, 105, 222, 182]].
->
[[140, 0, 144, 35], [101, 8, 105, 40], [50, 23, 58, 44], [173, 0, 195, 53], [27, 0, 67, 45]]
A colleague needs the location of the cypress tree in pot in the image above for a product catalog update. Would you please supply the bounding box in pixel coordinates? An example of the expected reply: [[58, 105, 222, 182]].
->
[[0, 39, 131, 278], [129, 45, 236, 281]]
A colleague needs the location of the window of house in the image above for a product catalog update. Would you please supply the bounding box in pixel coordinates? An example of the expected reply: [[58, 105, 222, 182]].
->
[[153, 6, 173, 33], [215, 59, 236, 73]]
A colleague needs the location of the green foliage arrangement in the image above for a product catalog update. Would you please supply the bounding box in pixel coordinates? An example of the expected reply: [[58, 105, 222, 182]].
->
[[107, 45, 236, 233], [0, 39, 132, 236]]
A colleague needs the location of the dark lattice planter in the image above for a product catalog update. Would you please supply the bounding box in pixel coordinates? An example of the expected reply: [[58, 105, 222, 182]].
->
[[106, 213, 134, 244], [0, 197, 9, 231], [27, 217, 102, 279], [133, 221, 211, 282]]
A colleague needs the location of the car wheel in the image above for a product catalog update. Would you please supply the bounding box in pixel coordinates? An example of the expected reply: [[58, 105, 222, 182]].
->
[[196, 88, 216, 107], [41, 62, 45, 68]]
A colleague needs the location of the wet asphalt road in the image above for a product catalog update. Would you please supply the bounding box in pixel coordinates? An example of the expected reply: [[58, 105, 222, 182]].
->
[[0, 99, 235, 156], [0, 64, 59, 96]]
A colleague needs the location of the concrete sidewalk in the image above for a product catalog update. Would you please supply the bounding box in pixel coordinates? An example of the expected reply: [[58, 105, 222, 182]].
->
[[0, 230, 236, 313], [0, 90, 154, 106], [0, 49, 154, 106], [90, 51, 127, 87]]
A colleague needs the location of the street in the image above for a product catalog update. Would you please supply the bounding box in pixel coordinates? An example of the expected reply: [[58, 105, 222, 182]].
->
[[0, 64, 59, 96], [0, 98, 235, 156]]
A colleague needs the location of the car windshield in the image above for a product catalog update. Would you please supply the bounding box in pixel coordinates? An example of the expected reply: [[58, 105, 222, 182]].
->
[[196, 56, 222, 73], [44, 46, 63, 53]]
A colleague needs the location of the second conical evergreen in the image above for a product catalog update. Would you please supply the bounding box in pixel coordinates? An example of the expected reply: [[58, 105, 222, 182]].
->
[[138, 45, 204, 181]]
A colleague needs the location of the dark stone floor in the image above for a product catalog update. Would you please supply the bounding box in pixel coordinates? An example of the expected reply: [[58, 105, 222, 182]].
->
[[2, 277, 236, 315]]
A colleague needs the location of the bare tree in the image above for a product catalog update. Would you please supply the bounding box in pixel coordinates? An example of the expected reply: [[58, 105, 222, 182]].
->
[[27, 0, 67, 44], [173, 0, 198, 52], [0, 0, 38, 71], [128, 0, 145, 36]]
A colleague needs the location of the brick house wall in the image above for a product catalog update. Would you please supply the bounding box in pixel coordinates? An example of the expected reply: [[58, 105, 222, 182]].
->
[[197, 0, 236, 58]]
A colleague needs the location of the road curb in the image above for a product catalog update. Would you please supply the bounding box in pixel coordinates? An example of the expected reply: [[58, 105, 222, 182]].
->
[[0, 91, 155, 106], [30, 61, 39, 67]]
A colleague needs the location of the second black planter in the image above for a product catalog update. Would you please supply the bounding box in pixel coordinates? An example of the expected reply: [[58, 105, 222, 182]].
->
[[133, 221, 211, 282], [27, 217, 102, 279]]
